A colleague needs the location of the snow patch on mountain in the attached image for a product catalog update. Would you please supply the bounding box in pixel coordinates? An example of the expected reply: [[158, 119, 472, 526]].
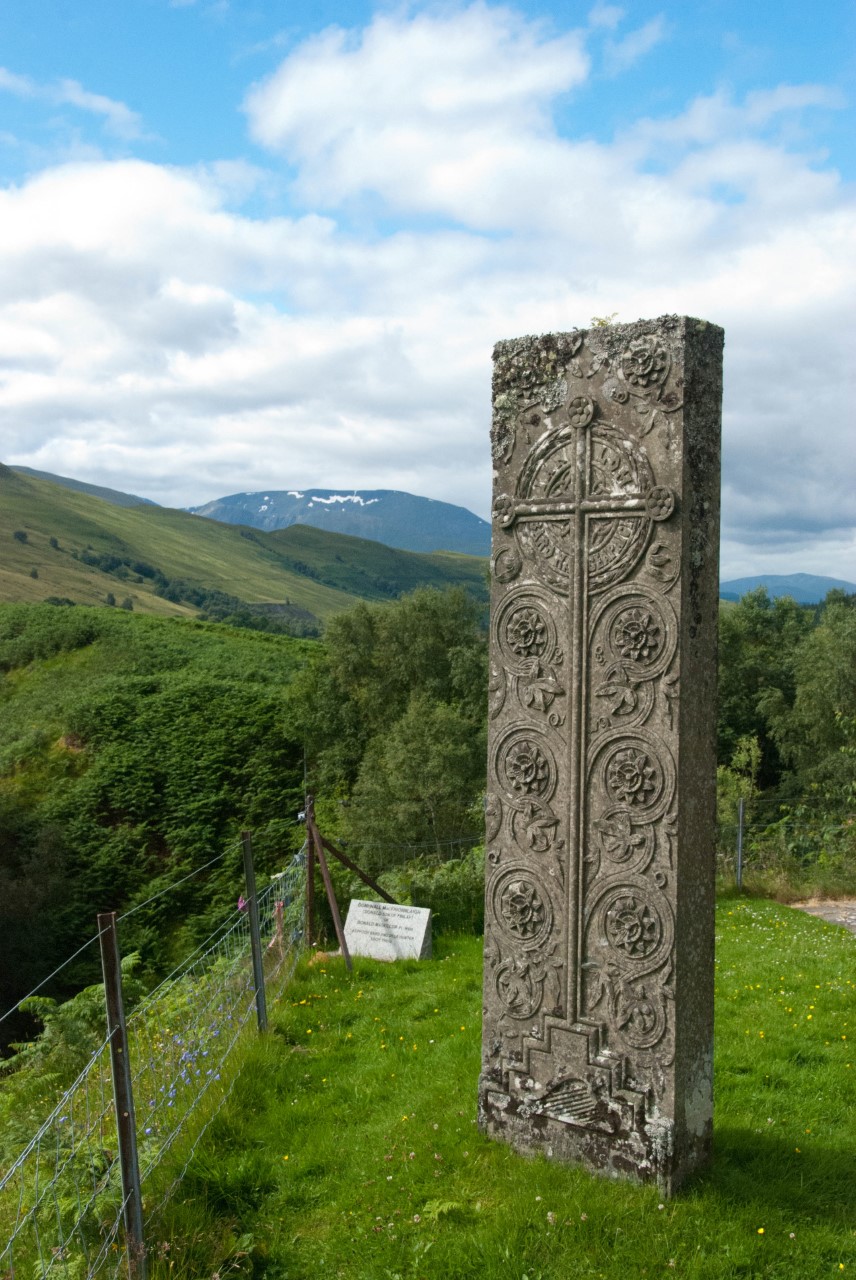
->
[[310, 494, 380, 506]]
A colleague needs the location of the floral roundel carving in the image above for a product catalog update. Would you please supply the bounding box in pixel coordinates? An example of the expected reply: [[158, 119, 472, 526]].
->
[[500, 878, 547, 939], [588, 729, 675, 823], [605, 891, 662, 959], [495, 589, 559, 674], [491, 866, 553, 948], [495, 725, 558, 805], [568, 395, 595, 428], [593, 588, 677, 682], [611, 606, 661, 664], [587, 876, 673, 973], [620, 336, 670, 389], [507, 606, 548, 658], [605, 743, 662, 811], [506, 739, 551, 795]]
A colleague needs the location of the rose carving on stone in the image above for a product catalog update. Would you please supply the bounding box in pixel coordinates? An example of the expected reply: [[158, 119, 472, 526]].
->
[[606, 747, 658, 807], [500, 877, 546, 939], [505, 739, 551, 796], [605, 892, 661, 959], [611, 607, 661, 664], [506, 606, 548, 658], [620, 336, 670, 389]]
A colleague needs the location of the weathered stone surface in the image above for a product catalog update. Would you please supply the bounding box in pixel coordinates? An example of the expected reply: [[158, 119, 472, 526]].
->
[[344, 900, 432, 961], [478, 316, 723, 1195]]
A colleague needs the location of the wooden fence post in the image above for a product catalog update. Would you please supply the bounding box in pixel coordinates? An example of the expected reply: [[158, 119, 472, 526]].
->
[[305, 795, 352, 971]]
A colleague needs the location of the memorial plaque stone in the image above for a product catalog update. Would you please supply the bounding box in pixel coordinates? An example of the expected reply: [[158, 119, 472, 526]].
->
[[344, 900, 432, 961], [478, 316, 723, 1194]]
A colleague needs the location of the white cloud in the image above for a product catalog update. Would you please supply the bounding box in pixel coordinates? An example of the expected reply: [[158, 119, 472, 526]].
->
[[0, 66, 144, 140], [55, 80, 144, 140], [588, 4, 624, 31], [243, 4, 590, 219], [1, 5, 854, 582], [0, 67, 36, 97], [603, 15, 667, 74]]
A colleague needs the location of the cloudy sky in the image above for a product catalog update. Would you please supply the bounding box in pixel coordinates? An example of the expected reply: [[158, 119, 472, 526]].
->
[[0, 0, 854, 580]]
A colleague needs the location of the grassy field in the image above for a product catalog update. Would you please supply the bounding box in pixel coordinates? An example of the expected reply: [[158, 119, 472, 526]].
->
[[145, 899, 855, 1279], [0, 465, 487, 621]]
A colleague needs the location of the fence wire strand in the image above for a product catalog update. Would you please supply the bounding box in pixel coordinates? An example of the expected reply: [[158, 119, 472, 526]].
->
[[0, 856, 304, 1279]]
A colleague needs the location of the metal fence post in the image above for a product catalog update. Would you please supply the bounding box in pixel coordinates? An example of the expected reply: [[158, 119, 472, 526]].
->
[[241, 831, 268, 1033], [736, 796, 745, 891], [98, 912, 147, 1279]]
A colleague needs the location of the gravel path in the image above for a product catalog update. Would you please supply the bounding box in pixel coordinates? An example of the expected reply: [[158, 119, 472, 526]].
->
[[790, 898, 856, 936]]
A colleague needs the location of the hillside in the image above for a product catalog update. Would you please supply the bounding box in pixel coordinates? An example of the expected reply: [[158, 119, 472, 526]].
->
[[0, 602, 312, 1048], [187, 487, 492, 556], [719, 572, 856, 604], [0, 465, 488, 628], [9, 465, 157, 508]]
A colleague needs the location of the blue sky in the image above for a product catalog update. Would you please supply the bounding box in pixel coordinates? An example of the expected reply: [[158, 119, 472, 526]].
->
[[1, 0, 854, 578]]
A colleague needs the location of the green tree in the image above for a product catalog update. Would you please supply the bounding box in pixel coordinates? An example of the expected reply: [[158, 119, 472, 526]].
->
[[717, 589, 813, 788], [344, 695, 486, 870], [292, 587, 487, 795], [765, 593, 856, 795]]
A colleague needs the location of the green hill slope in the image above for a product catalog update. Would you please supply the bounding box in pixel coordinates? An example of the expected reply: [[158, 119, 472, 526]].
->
[[9, 465, 157, 508], [0, 602, 312, 1046], [0, 465, 488, 626]]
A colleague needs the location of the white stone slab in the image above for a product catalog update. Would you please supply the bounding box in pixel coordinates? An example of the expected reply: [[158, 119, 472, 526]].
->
[[344, 900, 432, 961]]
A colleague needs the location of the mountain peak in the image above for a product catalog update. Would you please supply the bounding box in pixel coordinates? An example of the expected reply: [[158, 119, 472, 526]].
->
[[186, 488, 491, 556]]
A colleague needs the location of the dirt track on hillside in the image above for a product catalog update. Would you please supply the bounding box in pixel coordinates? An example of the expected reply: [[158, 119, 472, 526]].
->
[[790, 898, 856, 935]]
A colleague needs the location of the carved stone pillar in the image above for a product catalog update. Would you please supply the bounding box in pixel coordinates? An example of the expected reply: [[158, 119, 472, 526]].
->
[[479, 316, 723, 1194]]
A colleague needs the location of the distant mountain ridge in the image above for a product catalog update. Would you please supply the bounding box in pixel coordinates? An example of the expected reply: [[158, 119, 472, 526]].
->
[[6, 465, 852, 601], [719, 573, 856, 604], [0, 465, 488, 629], [186, 488, 492, 556]]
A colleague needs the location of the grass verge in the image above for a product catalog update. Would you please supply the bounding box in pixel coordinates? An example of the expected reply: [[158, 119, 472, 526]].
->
[[146, 901, 855, 1279]]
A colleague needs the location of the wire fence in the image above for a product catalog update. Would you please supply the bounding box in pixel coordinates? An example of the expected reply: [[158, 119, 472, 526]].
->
[[716, 806, 855, 880], [0, 856, 305, 1279]]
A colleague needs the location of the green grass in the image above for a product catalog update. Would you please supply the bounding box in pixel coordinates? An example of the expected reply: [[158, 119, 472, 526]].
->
[[145, 901, 856, 1279], [0, 465, 487, 621]]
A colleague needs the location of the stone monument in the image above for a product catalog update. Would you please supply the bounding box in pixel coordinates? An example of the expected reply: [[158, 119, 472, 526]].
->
[[478, 316, 723, 1194]]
